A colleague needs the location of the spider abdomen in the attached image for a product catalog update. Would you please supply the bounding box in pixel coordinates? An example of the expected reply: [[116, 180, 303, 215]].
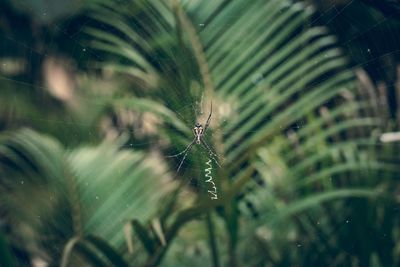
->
[[194, 125, 204, 144]]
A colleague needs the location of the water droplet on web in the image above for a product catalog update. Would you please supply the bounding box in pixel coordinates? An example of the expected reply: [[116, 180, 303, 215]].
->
[[367, 48, 371, 53], [346, 219, 350, 223], [20, 180, 24, 184], [82, 48, 86, 52], [95, 196, 99, 200], [297, 244, 302, 247], [199, 23, 205, 27]]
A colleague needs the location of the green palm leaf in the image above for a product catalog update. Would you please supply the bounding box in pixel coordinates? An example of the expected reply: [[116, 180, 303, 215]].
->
[[0, 129, 176, 265], [82, 1, 396, 265]]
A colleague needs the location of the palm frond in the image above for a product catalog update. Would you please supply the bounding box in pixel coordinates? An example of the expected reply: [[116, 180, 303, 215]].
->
[[6, 0, 393, 266], [0, 129, 176, 265]]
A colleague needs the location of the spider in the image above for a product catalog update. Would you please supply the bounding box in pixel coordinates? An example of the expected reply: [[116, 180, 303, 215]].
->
[[167, 102, 221, 172]]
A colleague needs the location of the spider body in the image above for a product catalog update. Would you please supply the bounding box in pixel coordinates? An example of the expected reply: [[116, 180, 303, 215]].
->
[[194, 123, 203, 144], [167, 102, 220, 172]]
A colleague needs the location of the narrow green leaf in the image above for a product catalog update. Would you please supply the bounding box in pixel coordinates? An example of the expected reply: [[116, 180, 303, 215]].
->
[[85, 235, 130, 267], [131, 219, 156, 254], [272, 189, 379, 222]]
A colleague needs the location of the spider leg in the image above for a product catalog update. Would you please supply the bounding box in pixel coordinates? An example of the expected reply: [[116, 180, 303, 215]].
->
[[200, 139, 221, 168], [166, 139, 196, 158], [201, 139, 220, 159], [176, 141, 195, 172], [203, 101, 212, 133]]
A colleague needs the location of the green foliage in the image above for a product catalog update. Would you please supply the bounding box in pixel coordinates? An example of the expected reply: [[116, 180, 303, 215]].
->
[[0, 129, 175, 266], [0, 0, 399, 266], [0, 232, 18, 267]]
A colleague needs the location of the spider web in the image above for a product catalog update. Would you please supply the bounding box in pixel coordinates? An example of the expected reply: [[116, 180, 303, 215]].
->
[[1, 0, 400, 264], [0, 0, 397, 192]]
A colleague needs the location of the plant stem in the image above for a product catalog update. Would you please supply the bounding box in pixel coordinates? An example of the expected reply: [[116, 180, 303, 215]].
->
[[206, 212, 220, 267], [225, 201, 238, 267], [65, 163, 83, 236]]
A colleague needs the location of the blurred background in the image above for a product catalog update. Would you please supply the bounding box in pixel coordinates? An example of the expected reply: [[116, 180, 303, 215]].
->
[[0, 0, 400, 266]]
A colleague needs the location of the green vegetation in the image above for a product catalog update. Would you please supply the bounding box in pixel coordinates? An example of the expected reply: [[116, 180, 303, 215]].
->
[[0, 0, 399, 266]]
